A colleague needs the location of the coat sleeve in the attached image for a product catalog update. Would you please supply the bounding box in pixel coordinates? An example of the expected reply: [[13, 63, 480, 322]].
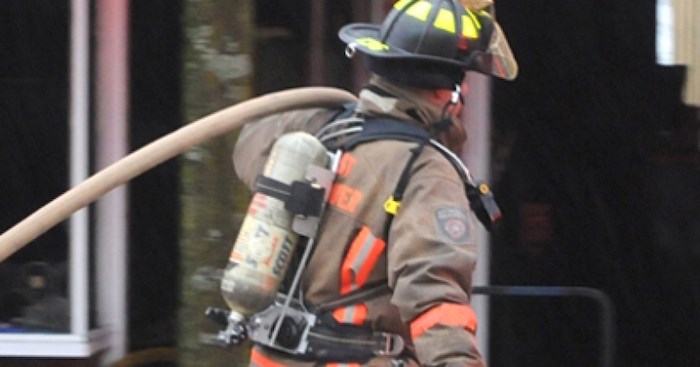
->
[[387, 150, 485, 367], [232, 108, 338, 190]]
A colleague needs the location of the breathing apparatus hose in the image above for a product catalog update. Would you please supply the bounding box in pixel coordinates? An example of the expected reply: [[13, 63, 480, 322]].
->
[[0, 87, 358, 262]]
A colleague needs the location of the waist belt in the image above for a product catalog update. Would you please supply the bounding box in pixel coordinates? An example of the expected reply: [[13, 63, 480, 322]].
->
[[250, 301, 404, 363], [304, 312, 404, 362]]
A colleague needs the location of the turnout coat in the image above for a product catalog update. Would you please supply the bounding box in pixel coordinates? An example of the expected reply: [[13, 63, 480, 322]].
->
[[232, 90, 484, 367]]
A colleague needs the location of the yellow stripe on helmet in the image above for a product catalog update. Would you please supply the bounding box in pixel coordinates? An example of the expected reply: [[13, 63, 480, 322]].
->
[[434, 9, 456, 33], [404, 1, 432, 21], [395, 0, 482, 38], [462, 15, 478, 38], [461, 8, 483, 38], [393, 0, 413, 11], [357, 37, 390, 51], [466, 8, 482, 29]]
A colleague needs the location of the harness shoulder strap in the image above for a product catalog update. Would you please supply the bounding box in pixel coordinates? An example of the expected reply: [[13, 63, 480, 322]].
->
[[315, 113, 501, 315], [344, 117, 430, 150], [340, 116, 502, 231], [342, 118, 430, 238]]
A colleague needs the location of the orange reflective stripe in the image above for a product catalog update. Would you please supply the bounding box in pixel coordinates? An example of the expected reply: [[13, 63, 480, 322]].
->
[[410, 303, 478, 340], [250, 348, 286, 367], [333, 227, 386, 325], [340, 227, 386, 293]]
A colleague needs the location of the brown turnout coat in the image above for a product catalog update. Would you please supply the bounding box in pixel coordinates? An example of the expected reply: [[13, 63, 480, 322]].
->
[[232, 101, 484, 367]]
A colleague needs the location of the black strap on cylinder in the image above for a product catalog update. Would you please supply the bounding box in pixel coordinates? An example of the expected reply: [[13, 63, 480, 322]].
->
[[254, 175, 325, 217]]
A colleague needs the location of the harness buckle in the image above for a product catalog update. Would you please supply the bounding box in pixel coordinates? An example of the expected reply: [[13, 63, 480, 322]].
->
[[383, 196, 401, 215], [373, 332, 404, 357]]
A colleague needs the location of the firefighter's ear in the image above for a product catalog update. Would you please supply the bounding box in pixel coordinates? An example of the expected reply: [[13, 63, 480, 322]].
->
[[429, 88, 458, 107]]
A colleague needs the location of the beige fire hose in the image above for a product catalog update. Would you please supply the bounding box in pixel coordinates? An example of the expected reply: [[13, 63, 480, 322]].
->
[[0, 87, 358, 262]]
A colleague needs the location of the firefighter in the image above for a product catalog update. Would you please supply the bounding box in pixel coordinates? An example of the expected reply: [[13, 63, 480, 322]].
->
[[232, 0, 517, 365]]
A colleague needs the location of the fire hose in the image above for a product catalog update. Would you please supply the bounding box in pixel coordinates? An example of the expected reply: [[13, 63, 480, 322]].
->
[[0, 87, 358, 262]]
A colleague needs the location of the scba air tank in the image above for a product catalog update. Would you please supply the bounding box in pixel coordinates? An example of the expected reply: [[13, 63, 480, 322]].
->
[[221, 131, 328, 321]]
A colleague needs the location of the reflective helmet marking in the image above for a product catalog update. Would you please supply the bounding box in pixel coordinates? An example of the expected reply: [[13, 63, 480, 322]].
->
[[461, 15, 479, 38], [434, 9, 457, 33], [403, 1, 432, 22], [357, 37, 390, 51], [394, 0, 418, 12], [467, 9, 483, 30], [395, 1, 482, 40]]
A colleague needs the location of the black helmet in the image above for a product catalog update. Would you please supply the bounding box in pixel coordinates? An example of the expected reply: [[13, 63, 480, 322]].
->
[[338, 0, 518, 88]]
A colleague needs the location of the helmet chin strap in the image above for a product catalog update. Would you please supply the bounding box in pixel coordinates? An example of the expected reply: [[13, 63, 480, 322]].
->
[[434, 84, 464, 133]]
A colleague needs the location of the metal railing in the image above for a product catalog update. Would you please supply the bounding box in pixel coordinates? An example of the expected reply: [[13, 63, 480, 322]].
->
[[473, 286, 616, 367]]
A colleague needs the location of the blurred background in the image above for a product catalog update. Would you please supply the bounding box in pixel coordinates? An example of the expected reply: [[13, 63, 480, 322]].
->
[[0, 0, 698, 366]]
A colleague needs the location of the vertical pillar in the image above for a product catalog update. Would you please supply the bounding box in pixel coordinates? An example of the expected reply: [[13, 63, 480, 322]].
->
[[461, 71, 492, 363], [95, 0, 130, 363], [69, 0, 90, 339]]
